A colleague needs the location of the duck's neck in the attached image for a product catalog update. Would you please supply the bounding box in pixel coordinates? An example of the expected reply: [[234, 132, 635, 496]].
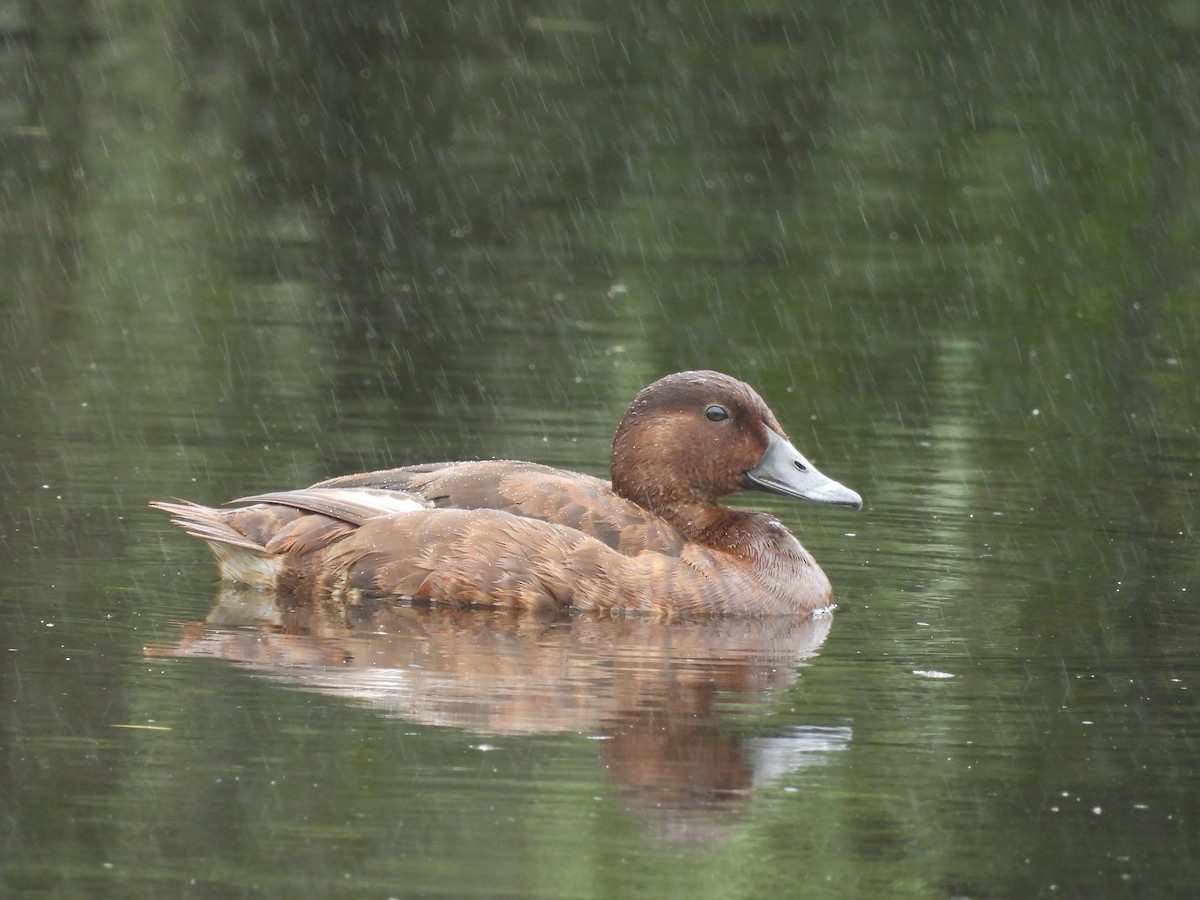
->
[[662, 503, 752, 554]]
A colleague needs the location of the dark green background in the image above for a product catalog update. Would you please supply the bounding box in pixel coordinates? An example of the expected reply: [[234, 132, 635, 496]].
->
[[2, 2, 1197, 897]]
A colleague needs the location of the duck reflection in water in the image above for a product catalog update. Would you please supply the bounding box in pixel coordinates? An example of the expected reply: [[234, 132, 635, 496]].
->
[[151, 588, 851, 841]]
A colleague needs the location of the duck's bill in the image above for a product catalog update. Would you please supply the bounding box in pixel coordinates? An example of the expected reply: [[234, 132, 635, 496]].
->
[[742, 429, 863, 510]]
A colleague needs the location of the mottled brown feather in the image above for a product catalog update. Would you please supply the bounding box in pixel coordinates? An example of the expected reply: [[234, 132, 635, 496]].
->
[[316, 462, 691, 556]]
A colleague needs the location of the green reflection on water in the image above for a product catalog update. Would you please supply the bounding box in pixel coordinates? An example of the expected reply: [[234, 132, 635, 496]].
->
[[2, 1, 1198, 897]]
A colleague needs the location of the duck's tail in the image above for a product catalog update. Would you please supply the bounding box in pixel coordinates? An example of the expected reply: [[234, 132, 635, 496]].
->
[[150, 500, 280, 588]]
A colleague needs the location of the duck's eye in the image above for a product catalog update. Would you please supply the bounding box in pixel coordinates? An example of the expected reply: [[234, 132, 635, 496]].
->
[[705, 405, 730, 422]]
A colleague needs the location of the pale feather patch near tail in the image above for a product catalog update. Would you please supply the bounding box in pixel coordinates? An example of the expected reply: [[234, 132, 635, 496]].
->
[[234, 488, 430, 524], [150, 500, 281, 587]]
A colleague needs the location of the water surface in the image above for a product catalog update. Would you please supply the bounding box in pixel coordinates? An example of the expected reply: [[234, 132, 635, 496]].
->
[[2, 2, 1198, 897]]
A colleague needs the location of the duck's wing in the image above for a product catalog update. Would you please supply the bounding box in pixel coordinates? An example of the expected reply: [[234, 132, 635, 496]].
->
[[311, 461, 687, 556], [235, 488, 430, 525]]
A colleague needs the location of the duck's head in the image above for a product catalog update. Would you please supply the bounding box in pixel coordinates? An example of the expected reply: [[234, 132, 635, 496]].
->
[[610, 370, 862, 513]]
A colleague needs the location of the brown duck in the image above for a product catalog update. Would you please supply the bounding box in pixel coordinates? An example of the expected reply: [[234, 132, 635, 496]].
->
[[152, 370, 862, 616]]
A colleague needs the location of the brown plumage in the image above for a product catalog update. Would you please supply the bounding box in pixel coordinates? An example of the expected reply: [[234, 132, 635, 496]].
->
[[151, 370, 862, 616]]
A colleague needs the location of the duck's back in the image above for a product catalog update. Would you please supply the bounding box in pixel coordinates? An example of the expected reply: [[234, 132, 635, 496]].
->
[[313, 461, 689, 556]]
